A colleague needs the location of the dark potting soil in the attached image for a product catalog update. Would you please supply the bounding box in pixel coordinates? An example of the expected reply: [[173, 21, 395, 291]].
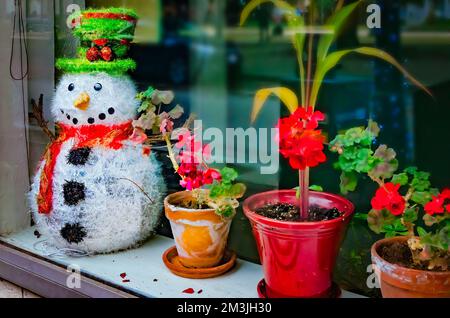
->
[[175, 199, 210, 210], [255, 203, 342, 222], [379, 240, 449, 272], [379, 240, 414, 268]]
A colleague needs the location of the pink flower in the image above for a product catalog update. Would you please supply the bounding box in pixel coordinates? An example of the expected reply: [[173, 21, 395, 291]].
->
[[129, 128, 147, 144], [160, 118, 174, 134]]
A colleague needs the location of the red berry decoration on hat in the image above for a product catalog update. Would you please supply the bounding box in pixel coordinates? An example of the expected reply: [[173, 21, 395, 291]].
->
[[100, 46, 114, 61], [86, 47, 100, 62]]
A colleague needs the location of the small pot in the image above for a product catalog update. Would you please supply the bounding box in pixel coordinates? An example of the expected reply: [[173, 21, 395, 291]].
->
[[164, 191, 233, 268], [371, 236, 450, 298], [243, 190, 354, 298]]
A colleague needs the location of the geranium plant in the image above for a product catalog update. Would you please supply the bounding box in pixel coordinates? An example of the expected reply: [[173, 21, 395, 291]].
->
[[165, 130, 246, 217], [131, 86, 184, 144], [240, 0, 430, 218], [133, 87, 246, 217], [330, 122, 450, 270]]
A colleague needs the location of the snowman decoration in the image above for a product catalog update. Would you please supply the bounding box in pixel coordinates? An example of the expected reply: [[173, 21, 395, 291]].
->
[[29, 8, 166, 254]]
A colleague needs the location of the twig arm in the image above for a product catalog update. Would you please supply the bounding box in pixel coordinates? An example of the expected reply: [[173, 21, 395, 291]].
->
[[30, 94, 56, 141]]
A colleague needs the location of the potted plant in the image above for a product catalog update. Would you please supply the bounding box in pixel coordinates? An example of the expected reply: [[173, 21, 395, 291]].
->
[[330, 122, 450, 298], [132, 88, 246, 269], [132, 87, 187, 190], [240, 0, 429, 298], [164, 128, 246, 269]]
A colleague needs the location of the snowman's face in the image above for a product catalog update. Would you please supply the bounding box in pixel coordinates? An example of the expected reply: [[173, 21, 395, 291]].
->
[[52, 73, 139, 126]]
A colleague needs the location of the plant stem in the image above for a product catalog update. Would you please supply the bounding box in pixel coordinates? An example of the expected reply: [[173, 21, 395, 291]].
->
[[164, 134, 179, 172], [299, 168, 310, 219]]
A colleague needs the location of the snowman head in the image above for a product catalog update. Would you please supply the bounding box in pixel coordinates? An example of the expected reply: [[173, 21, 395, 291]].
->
[[52, 72, 139, 126]]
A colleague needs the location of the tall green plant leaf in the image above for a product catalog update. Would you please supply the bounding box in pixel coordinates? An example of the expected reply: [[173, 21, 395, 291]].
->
[[316, 1, 361, 64], [293, 33, 306, 106], [251, 87, 298, 122], [309, 47, 432, 107], [240, 0, 307, 105], [240, 0, 296, 26]]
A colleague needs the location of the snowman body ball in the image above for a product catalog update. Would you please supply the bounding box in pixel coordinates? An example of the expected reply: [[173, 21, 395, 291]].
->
[[29, 8, 166, 253]]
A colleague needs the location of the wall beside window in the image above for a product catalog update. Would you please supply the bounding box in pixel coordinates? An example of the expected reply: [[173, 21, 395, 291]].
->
[[0, 0, 31, 235]]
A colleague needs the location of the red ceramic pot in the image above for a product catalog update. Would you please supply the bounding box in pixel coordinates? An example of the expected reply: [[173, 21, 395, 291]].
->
[[243, 190, 354, 298]]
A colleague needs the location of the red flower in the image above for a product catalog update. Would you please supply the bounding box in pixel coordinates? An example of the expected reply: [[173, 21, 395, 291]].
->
[[424, 188, 450, 215], [177, 163, 220, 191], [276, 107, 326, 170], [441, 189, 450, 199], [293, 107, 325, 129], [202, 168, 221, 184], [371, 183, 406, 216], [174, 131, 220, 190]]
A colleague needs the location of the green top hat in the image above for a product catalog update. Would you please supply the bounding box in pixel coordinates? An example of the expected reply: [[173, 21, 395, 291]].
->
[[56, 8, 139, 75]]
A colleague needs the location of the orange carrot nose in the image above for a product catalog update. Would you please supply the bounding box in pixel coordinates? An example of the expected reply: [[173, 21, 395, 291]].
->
[[74, 92, 90, 110]]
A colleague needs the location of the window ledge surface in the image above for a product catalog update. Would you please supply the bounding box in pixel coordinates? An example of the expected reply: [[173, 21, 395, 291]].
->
[[1, 227, 364, 298]]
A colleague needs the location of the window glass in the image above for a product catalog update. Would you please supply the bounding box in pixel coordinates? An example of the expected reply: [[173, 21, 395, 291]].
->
[[1, 0, 449, 296]]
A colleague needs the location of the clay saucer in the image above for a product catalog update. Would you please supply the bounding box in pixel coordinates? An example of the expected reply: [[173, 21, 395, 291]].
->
[[257, 279, 342, 298], [162, 246, 237, 279]]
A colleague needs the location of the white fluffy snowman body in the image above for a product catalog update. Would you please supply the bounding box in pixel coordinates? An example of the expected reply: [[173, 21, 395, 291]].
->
[[29, 73, 166, 254]]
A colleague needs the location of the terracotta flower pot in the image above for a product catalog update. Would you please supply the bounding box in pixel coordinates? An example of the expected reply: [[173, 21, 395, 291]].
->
[[164, 191, 233, 268], [371, 236, 450, 298], [243, 190, 354, 298]]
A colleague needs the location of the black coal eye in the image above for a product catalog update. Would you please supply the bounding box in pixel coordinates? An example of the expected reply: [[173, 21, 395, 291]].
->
[[68, 83, 75, 91], [94, 83, 102, 91]]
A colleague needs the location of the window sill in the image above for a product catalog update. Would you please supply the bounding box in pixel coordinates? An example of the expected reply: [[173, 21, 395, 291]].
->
[[1, 227, 364, 298]]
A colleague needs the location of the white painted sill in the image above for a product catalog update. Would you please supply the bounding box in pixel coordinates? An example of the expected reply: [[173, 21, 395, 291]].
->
[[1, 226, 364, 298]]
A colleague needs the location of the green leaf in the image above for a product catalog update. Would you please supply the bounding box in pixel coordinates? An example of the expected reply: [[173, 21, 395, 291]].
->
[[391, 173, 409, 186], [168, 105, 184, 119], [220, 167, 238, 184], [310, 47, 431, 108], [316, 1, 361, 63], [411, 171, 431, 191], [340, 171, 358, 194], [354, 213, 368, 220], [250, 87, 298, 123], [403, 208, 418, 223], [374, 145, 396, 161], [366, 120, 380, 138], [411, 191, 432, 205], [423, 214, 438, 227], [309, 185, 324, 192], [216, 205, 234, 218], [354, 148, 375, 173], [370, 159, 398, 179], [229, 183, 246, 199], [143, 86, 155, 98], [138, 100, 152, 113], [405, 166, 418, 175], [417, 226, 428, 237], [240, 0, 297, 26], [368, 209, 396, 234]]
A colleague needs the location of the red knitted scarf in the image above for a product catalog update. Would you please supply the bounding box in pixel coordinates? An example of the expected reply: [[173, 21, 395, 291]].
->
[[37, 121, 133, 214]]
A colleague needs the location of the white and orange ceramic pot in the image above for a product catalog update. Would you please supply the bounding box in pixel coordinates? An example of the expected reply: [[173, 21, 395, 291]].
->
[[164, 191, 234, 268]]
